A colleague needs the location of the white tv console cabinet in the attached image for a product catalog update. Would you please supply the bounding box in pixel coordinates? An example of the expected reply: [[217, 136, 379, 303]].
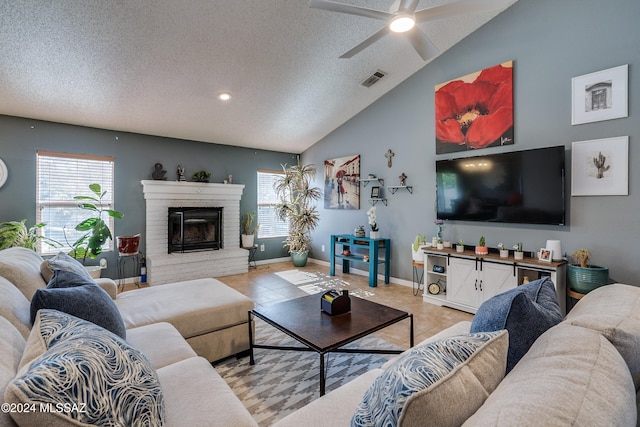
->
[[422, 248, 567, 315]]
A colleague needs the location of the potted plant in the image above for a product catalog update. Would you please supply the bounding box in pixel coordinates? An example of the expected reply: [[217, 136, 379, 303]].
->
[[513, 242, 524, 260], [567, 248, 609, 294], [367, 206, 379, 239], [475, 236, 488, 255], [65, 183, 123, 265], [192, 170, 211, 183], [456, 239, 465, 253], [0, 219, 57, 250], [411, 234, 426, 262], [498, 242, 509, 258], [436, 238, 444, 250], [273, 160, 321, 267], [241, 211, 259, 248]]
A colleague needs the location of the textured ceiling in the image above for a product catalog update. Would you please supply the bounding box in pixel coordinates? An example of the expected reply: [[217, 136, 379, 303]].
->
[[0, 0, 516, 153]]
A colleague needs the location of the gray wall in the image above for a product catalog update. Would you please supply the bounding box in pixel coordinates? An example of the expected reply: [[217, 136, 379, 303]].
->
[[303, 0, 640, 284], [0, 115, 295, 277]]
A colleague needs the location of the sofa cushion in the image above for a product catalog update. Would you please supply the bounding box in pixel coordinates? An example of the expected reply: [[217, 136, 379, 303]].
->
[[0, 247, 45, 300], [30, 269, 126, 338], [0, 277, 32, 339], [5, 309, 165, 427], [157, 357, 258, 427], [0, 317, 25, 427], [470, 277, 562, 372], [352, 330, 508, 427], [126, 322, 198, 369], [39, 251, 94, 283], [565, 283, 640, 390], [462, 323, 637, 426], [115, 278, 254, 338]]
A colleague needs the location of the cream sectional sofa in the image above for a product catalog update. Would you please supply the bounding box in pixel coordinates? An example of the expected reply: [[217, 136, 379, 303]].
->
[[0, 247, 258, 427], [276, 283, 640, 426]]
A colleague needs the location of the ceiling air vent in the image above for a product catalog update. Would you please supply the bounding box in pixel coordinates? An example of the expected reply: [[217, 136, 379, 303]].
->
[[361, 70, 387, 88]]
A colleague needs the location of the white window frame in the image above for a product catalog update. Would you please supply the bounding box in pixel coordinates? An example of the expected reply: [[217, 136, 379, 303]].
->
[[36, 151, 116, 255], [257, 169, 289, 239]]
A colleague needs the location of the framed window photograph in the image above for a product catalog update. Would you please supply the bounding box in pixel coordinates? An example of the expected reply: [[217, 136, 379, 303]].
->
[[571, 136, 629, 196], [571, 64, 628, 125], [538, 248, 553, 262], [370, 186, 381, 199]]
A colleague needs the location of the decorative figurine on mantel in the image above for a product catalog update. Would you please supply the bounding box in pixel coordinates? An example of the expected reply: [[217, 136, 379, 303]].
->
[[177, 165, 186, 182], [399, 172, 407, 186], [152, 163, 167, 180]]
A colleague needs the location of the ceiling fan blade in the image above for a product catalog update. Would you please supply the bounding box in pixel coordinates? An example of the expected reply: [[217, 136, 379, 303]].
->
[[406, 28, 439, 61], [339, 26, 390, 58], [397, 0, 421, 14], [415, 0, 512, 22], [309, 0, 392, 21]]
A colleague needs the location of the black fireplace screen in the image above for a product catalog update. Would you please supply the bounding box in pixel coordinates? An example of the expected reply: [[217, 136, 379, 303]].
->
[[168, 207, 223, 253]]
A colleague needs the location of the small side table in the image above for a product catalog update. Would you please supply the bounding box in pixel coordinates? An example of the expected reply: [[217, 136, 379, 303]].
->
[[566, 288, 586, 312], [412, 260, 424, 296], [243, 245, 258, 269], [117, 252, 142, 291]]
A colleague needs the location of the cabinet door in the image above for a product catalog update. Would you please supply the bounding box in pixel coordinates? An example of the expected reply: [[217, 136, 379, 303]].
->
[[447, 257, 479, 307], [479, 261, 517, 304]]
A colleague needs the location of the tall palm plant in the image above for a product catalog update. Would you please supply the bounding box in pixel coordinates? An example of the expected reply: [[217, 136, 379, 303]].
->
[[273, 161, 321, 260]]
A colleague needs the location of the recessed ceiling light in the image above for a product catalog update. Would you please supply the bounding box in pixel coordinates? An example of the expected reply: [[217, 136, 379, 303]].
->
[[217, 92, 232, 101], [389, 13, 415, 33]]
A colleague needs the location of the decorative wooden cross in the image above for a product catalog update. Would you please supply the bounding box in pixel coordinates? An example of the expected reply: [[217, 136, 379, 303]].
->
[[385, 149, 395, 168]]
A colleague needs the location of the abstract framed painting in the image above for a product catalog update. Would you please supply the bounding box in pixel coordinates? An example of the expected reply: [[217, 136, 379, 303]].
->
[[324, 154, 360, 209], [571, 136, 628, 196], [571, 64, 628, 125], [435, 60, 514, 154]]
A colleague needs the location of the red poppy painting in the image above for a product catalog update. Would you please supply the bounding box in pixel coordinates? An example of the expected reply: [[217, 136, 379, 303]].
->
[[435, 61, 513, 154]]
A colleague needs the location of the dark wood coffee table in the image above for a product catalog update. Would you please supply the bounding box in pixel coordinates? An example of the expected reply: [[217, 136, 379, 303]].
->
[[248, 294, 413, 396]]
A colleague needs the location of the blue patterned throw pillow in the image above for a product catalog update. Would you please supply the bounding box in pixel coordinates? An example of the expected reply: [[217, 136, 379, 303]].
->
[[351, 330, 508, 427], [470, 277, 562, 373], [5, 309, 165, 427]]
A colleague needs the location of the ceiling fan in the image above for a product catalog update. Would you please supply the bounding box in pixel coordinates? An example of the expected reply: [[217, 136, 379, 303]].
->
[[309, 0, 511, 60]]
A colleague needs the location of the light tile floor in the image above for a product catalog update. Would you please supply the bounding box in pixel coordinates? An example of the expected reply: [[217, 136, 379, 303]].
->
[[216, 261, 473, 348]]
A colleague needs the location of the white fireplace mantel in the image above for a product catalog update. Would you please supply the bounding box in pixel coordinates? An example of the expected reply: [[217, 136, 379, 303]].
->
[[140, 180, 247, 285]]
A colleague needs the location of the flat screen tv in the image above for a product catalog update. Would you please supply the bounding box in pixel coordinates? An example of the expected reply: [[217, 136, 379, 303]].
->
[[436, 146, 565, 225]]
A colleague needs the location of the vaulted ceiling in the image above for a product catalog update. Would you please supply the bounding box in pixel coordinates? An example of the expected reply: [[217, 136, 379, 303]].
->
[[0, 0, 516, 153]]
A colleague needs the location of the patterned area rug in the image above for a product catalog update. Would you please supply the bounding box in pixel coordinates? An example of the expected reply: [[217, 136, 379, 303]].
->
[[274, 269, 376, 299], [215, 317, 400, 426]]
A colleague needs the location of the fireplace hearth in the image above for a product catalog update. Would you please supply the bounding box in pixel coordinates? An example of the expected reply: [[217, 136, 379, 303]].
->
[[168, 207, 222, 253]]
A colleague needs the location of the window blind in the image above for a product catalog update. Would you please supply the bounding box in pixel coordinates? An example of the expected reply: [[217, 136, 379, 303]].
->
[[36, 151, 115, 254], [257, 170, 289, 239]]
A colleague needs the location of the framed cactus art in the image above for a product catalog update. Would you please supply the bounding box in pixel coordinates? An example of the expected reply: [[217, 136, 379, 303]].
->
[[571, 136, 628, 196]]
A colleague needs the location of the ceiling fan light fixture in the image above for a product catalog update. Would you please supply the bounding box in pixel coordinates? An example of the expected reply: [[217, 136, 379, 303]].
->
[[389, 13, 415, 33]]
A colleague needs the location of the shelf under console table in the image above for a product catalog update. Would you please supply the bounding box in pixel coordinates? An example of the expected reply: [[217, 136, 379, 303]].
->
[[330, 234, 390, 287], [420, 247, 567, 315]]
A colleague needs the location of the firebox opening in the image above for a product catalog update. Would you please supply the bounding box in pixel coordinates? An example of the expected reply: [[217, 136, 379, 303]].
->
[[168, 207, 223, 253]]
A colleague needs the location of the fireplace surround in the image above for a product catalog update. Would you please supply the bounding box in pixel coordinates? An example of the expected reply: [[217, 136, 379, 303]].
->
[[141, 180, 247, 285]]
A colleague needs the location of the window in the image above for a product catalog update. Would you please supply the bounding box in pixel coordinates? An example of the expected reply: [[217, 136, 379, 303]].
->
[[36, 151, 115, 254], [257, 170, 288, 238]]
